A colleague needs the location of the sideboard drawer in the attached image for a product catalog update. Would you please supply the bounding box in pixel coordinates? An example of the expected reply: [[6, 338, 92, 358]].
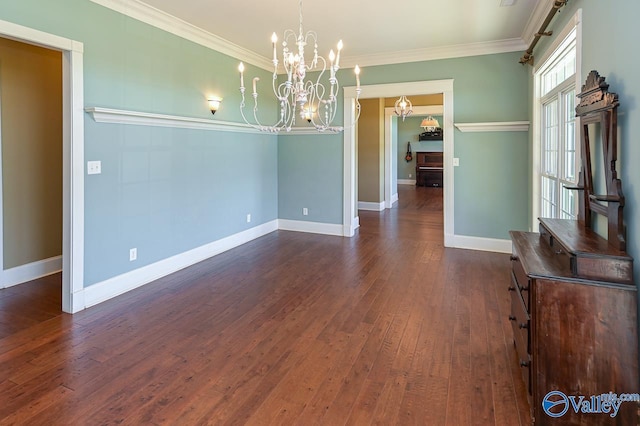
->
[[511, 257, 531, 311], [510, 276, 531, 394]]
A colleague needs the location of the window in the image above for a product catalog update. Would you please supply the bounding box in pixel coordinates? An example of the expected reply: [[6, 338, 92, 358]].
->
[[537, 28, 578, 220]]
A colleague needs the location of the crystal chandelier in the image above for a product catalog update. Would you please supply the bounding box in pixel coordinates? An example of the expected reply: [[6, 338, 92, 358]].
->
[[394, 95, 413, 121], [238, 0, 361, 133]]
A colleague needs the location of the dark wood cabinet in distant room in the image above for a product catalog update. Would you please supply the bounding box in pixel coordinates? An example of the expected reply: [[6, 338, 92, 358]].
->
[[415, 152, 443, 187]]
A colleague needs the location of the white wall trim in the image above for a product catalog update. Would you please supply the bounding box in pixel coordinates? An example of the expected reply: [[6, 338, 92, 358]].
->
[[450, 235, 513, 254], [343, 216, 360, 237], [89, 0, 526, 71], [0, 19, 85, 314], [398, 179, 416, 185], [83, 220, 278, 308], [79, 216, 356, 310], [85, 107, 339, 135], [278, 219, 344, 237], [342, 38, 527, 69], [346, 80, 454, 246], [454, 121, 530, 132], [88, 0, 272, 71], [391, 193, 398, 206], [2, 256, 62, 289], [531, 9, 582, 231], [358, 201, 385, 212]]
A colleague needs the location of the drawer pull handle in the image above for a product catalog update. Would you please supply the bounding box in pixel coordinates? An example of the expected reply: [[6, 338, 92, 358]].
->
[[509, 315, 516, 321], [519, 323, 529, 329], [521, 285, 530, 292], [520, 360, 530, 368], [510, 255, 518, 261], [508, 286, 516, 292]]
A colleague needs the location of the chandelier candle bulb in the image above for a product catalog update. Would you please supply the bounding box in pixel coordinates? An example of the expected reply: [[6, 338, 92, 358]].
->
[[271, 32, 278, 62], [252, 77, 259, 95], [355, 65, 360, 88], [329, 50, 335, 78], [336, 40, 343, 67], [238, 62, 245, 88]]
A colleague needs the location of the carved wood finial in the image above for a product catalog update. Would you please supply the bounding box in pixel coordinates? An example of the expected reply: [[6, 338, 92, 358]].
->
[[575, 70, 619, 116]]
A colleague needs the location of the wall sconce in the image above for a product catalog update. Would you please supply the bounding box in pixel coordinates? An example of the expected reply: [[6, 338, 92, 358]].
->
[[208, 96, 223, 115]]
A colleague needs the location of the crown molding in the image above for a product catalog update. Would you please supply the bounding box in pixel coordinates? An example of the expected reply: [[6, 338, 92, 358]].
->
[[522, 0, 556, 45], [89, 0, 272, 71], [88, 0, 527, 70], [454, 121, 530, 132], [340, 38, 527, 69], [85, 107, 339, 135]]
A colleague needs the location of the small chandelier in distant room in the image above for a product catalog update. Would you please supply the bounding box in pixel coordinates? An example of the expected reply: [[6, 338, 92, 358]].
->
[[394, 95, 413, 121], [420, 116, 440, 132], [238, 0, 361, 133]]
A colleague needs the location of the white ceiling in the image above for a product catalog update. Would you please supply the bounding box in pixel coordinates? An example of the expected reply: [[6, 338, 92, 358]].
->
[[116, 0, 547, 68]]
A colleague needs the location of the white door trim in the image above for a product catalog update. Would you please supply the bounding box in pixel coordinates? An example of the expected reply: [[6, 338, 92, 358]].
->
[[0, 19, 85, 313], [344, 80, 454, 246]]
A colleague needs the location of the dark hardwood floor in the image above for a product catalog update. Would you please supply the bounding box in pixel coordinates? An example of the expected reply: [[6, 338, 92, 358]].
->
[[0, 185, 530, 425]]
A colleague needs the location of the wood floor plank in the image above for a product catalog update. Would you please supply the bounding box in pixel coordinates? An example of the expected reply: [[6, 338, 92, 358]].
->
[[0, 186, 531, 424]]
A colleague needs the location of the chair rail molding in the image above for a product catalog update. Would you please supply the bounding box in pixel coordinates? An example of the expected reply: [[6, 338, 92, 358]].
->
[[454, 121, 530, 132], [85, 107, 339, 135]]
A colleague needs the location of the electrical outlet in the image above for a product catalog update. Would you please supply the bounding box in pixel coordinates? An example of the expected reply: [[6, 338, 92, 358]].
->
[[87, 160, 102, 175], [246, 214, 251, 223], [453, 158, 460, 167], [129, 248, 137, 261], [409, 173, 412, 178], [303, 207, 309, 216]]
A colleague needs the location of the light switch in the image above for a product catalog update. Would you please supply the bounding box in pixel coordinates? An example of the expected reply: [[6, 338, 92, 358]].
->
[[453, 158, 460, 167], [87, 161, 102, 175]]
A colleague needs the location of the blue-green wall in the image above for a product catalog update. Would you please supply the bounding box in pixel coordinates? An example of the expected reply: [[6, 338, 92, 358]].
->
[[0, 0, 278, 285], [278, 52, 531, 239], [278, 133, 343, 224]]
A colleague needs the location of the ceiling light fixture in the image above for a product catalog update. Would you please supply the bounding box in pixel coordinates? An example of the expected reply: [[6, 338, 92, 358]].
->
[[420, 116, 440, 132], [394, 95, 413, 121], [238, 0, 361, 133]]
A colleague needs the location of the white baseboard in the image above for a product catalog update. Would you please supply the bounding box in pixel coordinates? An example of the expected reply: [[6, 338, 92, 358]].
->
[[1, 256, 62, 289], [358, 201, 385, 211], [449, 234, 512, 254], [83, 220, 278, 308], [278, 219, 344, 236], [74, 219, 513, 311], [398, 179, 416, 185], [391, 193, 399, 204]]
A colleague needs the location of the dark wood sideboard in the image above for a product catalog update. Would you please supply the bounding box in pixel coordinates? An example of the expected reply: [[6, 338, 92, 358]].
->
[[509, 219, 637, 425], [508, 71, 638, 425], [415, 152, 443, 187]]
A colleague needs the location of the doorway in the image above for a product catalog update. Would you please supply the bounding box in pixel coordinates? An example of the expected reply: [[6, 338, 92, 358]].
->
[[0, 19, 85, 313], [0, 36, 63, 294], [343, 80, 454, 246]]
